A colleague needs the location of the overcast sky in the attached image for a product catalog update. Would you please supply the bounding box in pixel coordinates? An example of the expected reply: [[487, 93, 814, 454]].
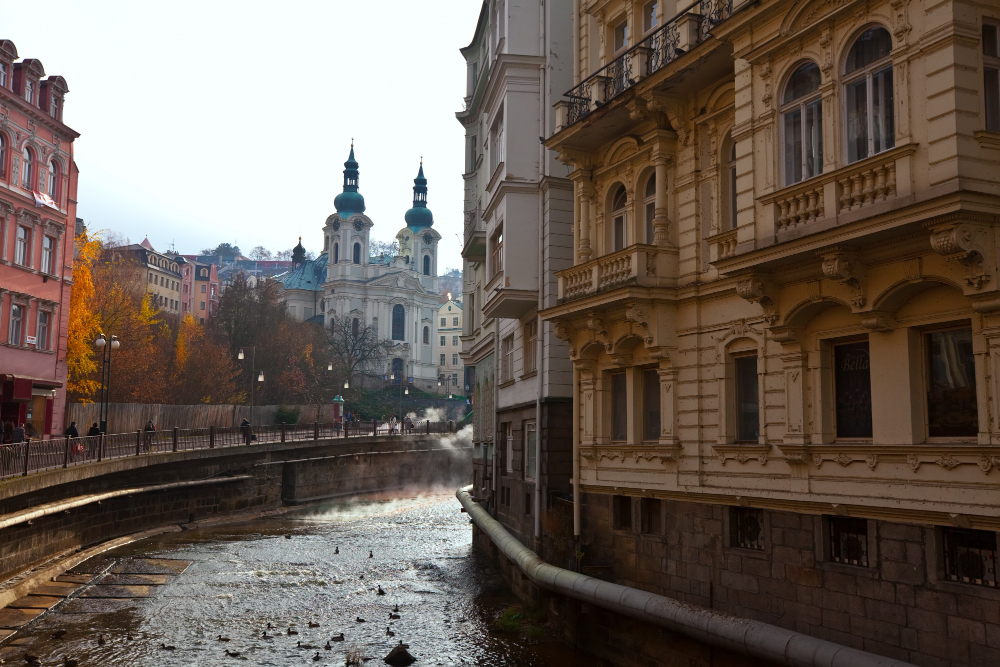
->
[[3, 0, 481, 270]]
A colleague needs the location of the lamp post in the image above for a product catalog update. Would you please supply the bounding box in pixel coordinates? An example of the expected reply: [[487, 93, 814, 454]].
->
[[94, 333, 120, 433], [238, 347, 263, 426]]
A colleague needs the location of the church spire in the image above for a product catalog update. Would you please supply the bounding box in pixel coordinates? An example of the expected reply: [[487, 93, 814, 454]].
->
[[404, 159, 434, 230], [334, 142, 366, 215]]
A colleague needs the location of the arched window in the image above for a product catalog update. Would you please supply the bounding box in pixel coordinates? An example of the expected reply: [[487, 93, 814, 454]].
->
[[781, 62, 823, 186], [844, 26, 894, 163], [351, 317, 359, 338], [47, 160, 58, 200], [0, 134, 6, 179], [21, 147, 33, 189], [353, 242, 361, 264], [611, 185, 627, 251], [643, 174, 656, 244], [391, 357, 404, 383], [333, 243, 339, 264], [423, 325, 430, 344], [423, 254, 431, 275], [391, 304, 405, 341], [726, 139, 738, 230]]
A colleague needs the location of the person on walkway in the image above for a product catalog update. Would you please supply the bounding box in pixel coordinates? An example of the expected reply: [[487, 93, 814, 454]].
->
[[390, 415, 399, 435], [403, 415, 413, 435], [87, 423, 101, 437], [142, 419, 155, 452], [240, 418, 251, 445], [64, 422, 79, 439], [12, 423, 25, 444]]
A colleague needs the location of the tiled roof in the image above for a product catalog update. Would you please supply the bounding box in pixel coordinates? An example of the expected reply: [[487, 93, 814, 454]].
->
[[276, 252, 328, 291]]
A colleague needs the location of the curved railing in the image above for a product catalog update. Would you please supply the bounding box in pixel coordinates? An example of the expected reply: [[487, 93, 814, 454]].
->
[[0, 420, 460, 481]]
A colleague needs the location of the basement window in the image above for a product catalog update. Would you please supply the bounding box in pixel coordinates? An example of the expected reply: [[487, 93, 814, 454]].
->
[[828, 517, 869, 567], [942, 528, 998, 587], [729, 507, 764, 551], [612, 495, 632, 531]]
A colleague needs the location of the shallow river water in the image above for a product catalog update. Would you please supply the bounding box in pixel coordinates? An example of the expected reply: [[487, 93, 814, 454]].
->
[[3, 491, 591, 666]]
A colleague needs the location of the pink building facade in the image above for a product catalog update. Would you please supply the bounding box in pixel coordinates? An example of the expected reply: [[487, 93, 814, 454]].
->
[[0, 39, 79, 440], [179, 256, 219, 323]]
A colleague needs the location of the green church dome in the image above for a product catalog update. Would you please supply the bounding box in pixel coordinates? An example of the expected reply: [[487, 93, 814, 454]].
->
[[404, 162, 434, 230], [334, 144, 366, 216]]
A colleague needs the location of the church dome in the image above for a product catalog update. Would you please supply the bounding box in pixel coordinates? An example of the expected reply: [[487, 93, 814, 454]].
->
[[404, 162, 434, 230], [292, 236, 306, 265], [334, 144, 366, 216]]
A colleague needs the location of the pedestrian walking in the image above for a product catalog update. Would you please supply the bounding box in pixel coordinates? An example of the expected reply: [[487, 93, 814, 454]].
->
[[142, 419, 155, 452], [87, 423, 101, 436], [64, 421, 79, 438], [403, 415, 413, 434], [12, 423, 25, 444], [240, 418, 251, 445]]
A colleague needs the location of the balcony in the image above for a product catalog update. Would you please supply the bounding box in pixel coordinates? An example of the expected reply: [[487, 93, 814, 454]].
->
[[560, 0, 735, 128], [556, 244, 674, 304], [483, 269, 538, 319], [462, 208, 486, 261]]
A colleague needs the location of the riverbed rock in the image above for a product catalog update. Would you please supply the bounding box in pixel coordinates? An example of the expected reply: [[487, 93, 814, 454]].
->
[[384, 644, 415, 666]]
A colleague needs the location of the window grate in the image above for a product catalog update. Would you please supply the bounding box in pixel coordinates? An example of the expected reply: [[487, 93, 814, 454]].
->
[[729, 507, 763, 550], [829, 517, 869, 566], [943, 528, 998, 587]]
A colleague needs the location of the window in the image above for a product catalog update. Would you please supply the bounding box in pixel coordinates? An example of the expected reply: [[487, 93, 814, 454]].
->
[[781, 62, 823, 186], [47, 161, 58, 200], [523, 320, 537, 374], [466, 133, 478, 172], [611, 372, 627, 441], [200, 301, 205, 310], [490, 112, 504, 173], [640, 498, 662, 535], [942, 528, 998, 587], [423, 326, 430, 345], [21, 147, 33, 189], [50, 95, 60, 120], [423, 255, 431, 275], [986, 24, 1000, 131], [24, 79, 34, 104], [828, 517, 869, 567], [729, 507, 764, 550], [734, 355, 759, 442], [453, 317, 459, 326], [491, 226, 504, 277], [353, 242, 361, 264], [441, 336, 446, 346], [452, 373, 458, 385], [9, 303, 23, 345], [611, 185, 627, 251], [452, 353, 458, 365], [38, 311, 52, 348], [333, 243, 339, 263], [452, 335, 459, 346], [612, 495, 632, 530], [505, 423, 514, 473], [613, 19, 628, 52], [440, 317, 446, 327], [391, 304, 405, 340], [726, 140, 738, 230], [643, 368, 660, 441], [844, 27, 894, 163], [440, 354, 446, 366], [501, 334, 514, 382], [352, 318, 359, 338], [525, 421, 536, 480], [643, 174, 656, 243], [41, 235, 54, 274], [0, 63, 6, 88], [833, 340, 872, 438], [391, 357, 404, 382], [0, 133, 6, 179], [14, 226, 28, 266], [642, 1, 658, 33], [926, 327, 978, 438]]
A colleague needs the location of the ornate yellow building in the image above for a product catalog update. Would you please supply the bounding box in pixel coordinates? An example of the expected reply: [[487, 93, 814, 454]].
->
[[539, 0, 1000, 662]]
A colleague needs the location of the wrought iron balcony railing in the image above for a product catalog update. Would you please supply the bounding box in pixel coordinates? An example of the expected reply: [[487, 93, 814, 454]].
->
[[564, 0, 735, 127]]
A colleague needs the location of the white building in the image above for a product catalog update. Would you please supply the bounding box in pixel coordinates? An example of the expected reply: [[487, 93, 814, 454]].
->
[[437, 298, 463, 392], [277, 146, 442, 390]]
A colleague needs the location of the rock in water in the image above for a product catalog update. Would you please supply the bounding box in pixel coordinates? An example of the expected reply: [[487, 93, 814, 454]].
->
[[384, 644, 416, 666]]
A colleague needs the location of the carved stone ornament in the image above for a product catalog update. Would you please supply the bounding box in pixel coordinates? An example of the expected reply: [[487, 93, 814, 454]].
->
[[624, 303, 653, 345], [812, 453, 824, 468], [860, 312, 896, 332], [835, 452, 853, 467], [724, 318, 762, 339], [735, 275, 777, 323], [929, 222, 992, 289], [907, 454, 920, 471], [553, 322, 576, 358], [585, 313, 612, 351], [936, 454, 961, 470], [865, 454, 878, 470], [820, 251, 866, 307], [769, 327, 799, 344]]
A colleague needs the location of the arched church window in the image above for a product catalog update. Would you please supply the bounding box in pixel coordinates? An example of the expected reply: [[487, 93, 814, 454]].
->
[[423, 325, 430, 344], [333, 243, 339, 264], [353, 243, 361, 264], [391, 304, 405, 341], [423, 255, 431, 276], [352, 317, 359, 338]]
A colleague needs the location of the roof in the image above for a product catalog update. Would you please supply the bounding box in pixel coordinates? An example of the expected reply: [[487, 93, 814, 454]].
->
[[276, 252, 328, 291]]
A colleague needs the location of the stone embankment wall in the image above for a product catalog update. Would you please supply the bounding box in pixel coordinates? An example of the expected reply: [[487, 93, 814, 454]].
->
[[0, 436, 469, 582]]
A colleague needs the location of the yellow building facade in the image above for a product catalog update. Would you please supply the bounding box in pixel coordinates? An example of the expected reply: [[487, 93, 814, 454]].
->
[[540, 0, 1000, 662]]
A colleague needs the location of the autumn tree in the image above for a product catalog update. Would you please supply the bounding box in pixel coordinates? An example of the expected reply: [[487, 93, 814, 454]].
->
[[173, 315, 241, 403], [65, 231, 101, 402]]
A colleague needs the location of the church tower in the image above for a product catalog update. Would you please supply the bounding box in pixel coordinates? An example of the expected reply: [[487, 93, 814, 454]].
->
[[398, 161, 441, 284], [326, 144, 372, 271]]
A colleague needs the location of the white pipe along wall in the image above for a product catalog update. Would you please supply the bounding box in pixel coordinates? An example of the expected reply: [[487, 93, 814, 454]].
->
[[456, 485, 916, 667]]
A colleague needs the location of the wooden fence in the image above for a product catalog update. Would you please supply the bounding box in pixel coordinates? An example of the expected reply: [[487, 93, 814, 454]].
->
[[66, 403, 336, 433]]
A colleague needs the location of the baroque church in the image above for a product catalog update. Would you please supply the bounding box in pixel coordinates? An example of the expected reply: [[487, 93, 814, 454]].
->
[[277, 146, 442, 390]]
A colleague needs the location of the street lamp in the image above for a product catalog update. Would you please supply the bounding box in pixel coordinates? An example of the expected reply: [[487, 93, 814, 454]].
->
[[94, 333, 120, 433], [238, 347, 260, 426]]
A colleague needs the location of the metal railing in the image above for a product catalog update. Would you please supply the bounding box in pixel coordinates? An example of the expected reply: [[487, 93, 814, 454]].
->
[[564, 0, 734, 126], [0, 419, 461, 482]]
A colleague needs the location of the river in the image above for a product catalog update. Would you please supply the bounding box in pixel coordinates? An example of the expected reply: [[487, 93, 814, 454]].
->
[[1, 491, 590, 666]]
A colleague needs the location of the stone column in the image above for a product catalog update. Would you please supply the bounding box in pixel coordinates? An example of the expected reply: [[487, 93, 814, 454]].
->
[[782, 352, 809, 446], [656, 365, 678, 445], [578, 183, 594, 262], [653, 156, 670, 247]]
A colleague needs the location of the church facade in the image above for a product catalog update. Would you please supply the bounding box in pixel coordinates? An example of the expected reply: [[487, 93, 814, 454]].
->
[[277, 147, 442, 391]]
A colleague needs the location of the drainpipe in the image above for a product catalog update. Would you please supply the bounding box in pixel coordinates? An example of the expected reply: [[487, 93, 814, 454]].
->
[[572, 0, 580, 85], [457, 485, 916, 667], [534, 0, 546, 547], [572, 364, 580, 539]]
